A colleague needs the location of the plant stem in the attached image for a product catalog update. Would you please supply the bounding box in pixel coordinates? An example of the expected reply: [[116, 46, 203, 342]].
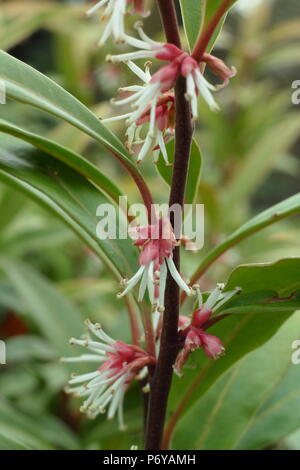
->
[[124, 296, 141, 346], [156, 0, 181, 47], [144, 1, 193, 450], [161, 313, 231, 449], [113, 152, 154, 223]]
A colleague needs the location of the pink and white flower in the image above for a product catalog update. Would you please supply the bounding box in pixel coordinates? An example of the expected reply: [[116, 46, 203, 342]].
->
[[117, 217, 193, 306], [86, 1, 149, 46], [106, 25, 236, 121], [174, 284, 241, 375], [62, 319, 155, 427], [102, 61, 175, 163], [181, 56, 220, 119]]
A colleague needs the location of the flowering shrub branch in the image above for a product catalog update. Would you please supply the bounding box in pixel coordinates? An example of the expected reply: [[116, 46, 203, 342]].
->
[[63, 0, 238, 449]]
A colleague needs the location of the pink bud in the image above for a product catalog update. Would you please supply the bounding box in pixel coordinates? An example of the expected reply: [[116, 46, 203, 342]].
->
[[191, 306, 212, 328], [202, 53, 236, 87], [155, 43, 183, 61], [199, 332, 225, 359], [185, 327, 202, 351], [174, 347, 191, 376], [155, 105, 169, 131]]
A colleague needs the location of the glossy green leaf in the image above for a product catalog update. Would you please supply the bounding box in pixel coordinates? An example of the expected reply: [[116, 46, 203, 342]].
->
[[0, 137, 137, 279], [237, 361, 300, 449], [0, 430, 34, 450], [172, 311, 300, 449], [179, 0, 205, 50], [179, 0, 237, 51], [156, 139, 202, 205], [190, 193, 300, 283], [0, 398, 78, 450], [0, 50, 142, 179], [166, 309, 293, 446], [0, 119, 123, 203], [220, 258, 300, 314]]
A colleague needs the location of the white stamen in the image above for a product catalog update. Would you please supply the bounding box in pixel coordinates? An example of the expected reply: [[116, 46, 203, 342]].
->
[[86, 0, 108, 16], [137, 134, 153, 162], [117, 265, 145, 297], [212, 287, 242, 312], [69, 371, 100, 385], [158, 260, 167, 307], [157, 131, 169, 164], [204, 283, 224, 311], [61, 354, 105, 363], [194, 69, 220, 112], [147, 261, 155, 303], [166, 257, 192, 295], [138, 264, 149, 301], [107, 50, 157, 63]]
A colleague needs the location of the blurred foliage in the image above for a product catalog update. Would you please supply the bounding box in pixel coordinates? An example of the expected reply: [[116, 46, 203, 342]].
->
[[0, 0, 299, 450]]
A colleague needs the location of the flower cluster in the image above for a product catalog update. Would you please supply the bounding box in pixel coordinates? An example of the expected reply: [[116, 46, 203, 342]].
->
[[102, 23, 235, 162], [62, 319, 155, 428], [102, 60, 175, 163], [118, 216, 193, 307], [65, 1, 239, 429], [174, 284, 241, 375]]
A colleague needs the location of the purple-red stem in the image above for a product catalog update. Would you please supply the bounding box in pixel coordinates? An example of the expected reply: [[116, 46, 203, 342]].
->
[[113, 152, 154, 223], [144, 0, 193, 450], [161, 313, 230, 449]]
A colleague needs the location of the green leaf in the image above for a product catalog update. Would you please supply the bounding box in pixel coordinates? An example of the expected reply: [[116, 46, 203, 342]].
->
[[237, 362, 300, 449], [0, 398, 78, 450], [172, 311, 300, 449], [0, 119, 123, 203], [0, 259, 83, 356], [166, 309, 294, 445], [179, 0, 205, 50], [0, 136, 137, 279], [190, 193, 300, 282], [0, 50, 142, 178], [156, 139, 202, 205], [0, 430, 34, 450], [0, 186, 27, 232], [220, 258, 300, 314], [179, 0, 237, 51], [0, 407, 51, 450]]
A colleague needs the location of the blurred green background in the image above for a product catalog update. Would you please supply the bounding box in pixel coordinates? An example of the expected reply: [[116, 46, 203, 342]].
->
[[0, 0, 299, 450]]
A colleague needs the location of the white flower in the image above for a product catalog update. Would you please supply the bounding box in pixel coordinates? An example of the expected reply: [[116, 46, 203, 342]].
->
[[86, 1, 149, 46], [61, 319, 155, 428], [117, 217, 193, 306], [181, 56, 220, 120], [102, 61, 175, 163]]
